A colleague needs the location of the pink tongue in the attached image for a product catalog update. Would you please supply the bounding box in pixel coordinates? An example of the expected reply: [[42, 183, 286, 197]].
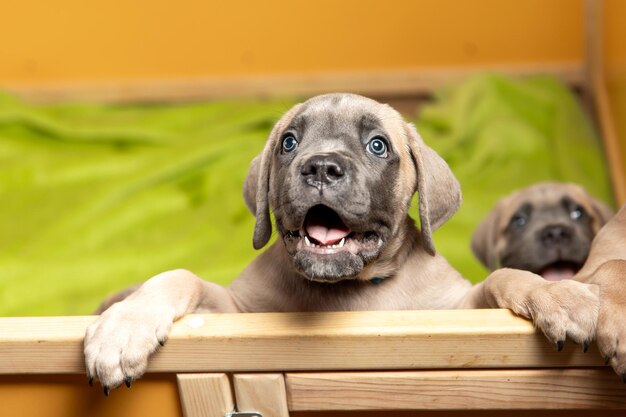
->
[[306, 224, 350, 245], [541, 267, 576, 281]]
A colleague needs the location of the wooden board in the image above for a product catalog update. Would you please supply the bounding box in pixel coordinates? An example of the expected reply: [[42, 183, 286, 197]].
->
[[234, 373, 290, 417], [585, 0, 626, 204], [177, 373, 234, 417], [5, 64, 584, 104], [593, 79, 626, 204], [0, 310, 604, 375], [285, 369, 626, 410]]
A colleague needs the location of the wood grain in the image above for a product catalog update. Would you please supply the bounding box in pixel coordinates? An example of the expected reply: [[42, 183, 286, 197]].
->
[[4, 63, 584, 104], [585, 0, 626, 204], [177, 373, 234, 417], [592, 72, 626, 205], [285, 369, 626, 410], [234, 373, 290, 417], [0, 310, 604, 375]]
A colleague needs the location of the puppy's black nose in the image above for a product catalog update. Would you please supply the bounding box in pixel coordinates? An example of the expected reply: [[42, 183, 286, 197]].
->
[[540, 225, 573, 246], [301, 155, 345, 189]]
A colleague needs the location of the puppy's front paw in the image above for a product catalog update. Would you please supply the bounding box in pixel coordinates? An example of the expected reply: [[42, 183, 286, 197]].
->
[[84, 300, 175, 394], [592, 260, 626, 379], [596, 297, 626, 377], [526, 280, 599, 350]]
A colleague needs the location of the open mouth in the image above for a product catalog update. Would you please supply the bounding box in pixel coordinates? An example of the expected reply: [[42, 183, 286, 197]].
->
[[538, 261, 582, 281], [284, 204, 381, 255]]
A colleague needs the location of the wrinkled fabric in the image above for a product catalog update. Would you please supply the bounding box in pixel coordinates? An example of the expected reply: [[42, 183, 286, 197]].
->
[[416, 74, 612, 281], [0, 94, 297, 315]]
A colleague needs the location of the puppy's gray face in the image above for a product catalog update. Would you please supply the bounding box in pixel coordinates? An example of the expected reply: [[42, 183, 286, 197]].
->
[[246, 93, 461, 284], [269, 95, 412, 282], [475, 183, 613, 280], [500, 195, 595, 280]]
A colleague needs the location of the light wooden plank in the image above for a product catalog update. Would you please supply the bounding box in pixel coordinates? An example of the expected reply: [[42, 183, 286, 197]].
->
[[3, 63, 584, 104], [234, 373, 289, 417], [585, 0, 626, 205], [0, 310, 604, 375], [177, 373, 234, 417], [286, 369, 626, 410], [592, 75, 626, 205]]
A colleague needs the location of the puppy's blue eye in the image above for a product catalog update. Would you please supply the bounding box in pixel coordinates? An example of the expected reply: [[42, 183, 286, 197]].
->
[[282, 134, 298, 153], [367, 137, 388, 157], [570, 206, 585, 220], [511, 214, 527, 228]]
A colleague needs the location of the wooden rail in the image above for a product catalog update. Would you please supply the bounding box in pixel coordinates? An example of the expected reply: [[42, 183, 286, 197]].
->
[[0, 310, 605, 375], [3, 63, 584, 104], [2, 310, 625, 417]]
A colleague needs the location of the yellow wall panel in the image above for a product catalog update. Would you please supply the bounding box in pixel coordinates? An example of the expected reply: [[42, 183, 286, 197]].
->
[[0, 374, 181, 417], [0, 0, 583, 83]]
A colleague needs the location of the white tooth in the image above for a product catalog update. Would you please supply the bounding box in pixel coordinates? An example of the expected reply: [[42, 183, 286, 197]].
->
[[339, 238, 346, 247], [305, 236, 311, 246]]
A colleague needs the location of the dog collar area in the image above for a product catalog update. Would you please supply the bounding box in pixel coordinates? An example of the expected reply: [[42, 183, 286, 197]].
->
[[369, 277, 385, 284]]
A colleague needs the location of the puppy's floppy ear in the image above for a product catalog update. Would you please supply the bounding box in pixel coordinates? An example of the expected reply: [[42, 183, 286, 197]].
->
[[405, 123, 462, 255], [248, 103, 304, 250], [243, 156, 261, 214], [471, 201, 505, 271]]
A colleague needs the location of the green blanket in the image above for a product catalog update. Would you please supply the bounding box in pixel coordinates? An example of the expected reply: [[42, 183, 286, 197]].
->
[[0, 74, 612, 316], [417, 74, 612, 280]]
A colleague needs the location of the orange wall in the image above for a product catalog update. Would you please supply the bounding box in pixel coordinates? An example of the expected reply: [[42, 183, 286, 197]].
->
[[603, 0, 626, 189], [0, 0, 583, 84], [0, 374, 182, 417]]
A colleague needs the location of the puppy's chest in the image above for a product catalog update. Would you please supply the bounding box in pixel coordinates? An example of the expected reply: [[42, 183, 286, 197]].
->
[[285, 278, 420, 312]]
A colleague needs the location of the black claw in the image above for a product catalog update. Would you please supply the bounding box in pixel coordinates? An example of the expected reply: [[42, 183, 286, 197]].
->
[[88, 377, 93, 387], [556, 340, 565, 352], [582, 340, 589, 353], [103, 386, 110, 397], [605, 355, 612, 365], [125, 376, 132, 388], [158, 339, 165, 347]]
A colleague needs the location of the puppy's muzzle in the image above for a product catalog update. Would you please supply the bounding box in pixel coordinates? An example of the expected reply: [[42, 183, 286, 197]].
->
[[539, 224, 574, 247], [301, 154, 348, 190]]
